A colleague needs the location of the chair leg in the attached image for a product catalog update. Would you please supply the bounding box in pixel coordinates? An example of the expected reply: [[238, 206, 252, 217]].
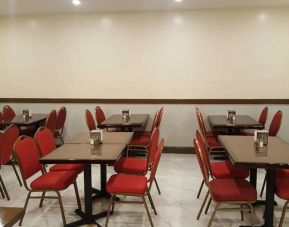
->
[[197, 179, 204, 199], [197, 190, 209, 220], [56, 191, 66, 226], [279, 200, 289, 227], [208, 203, 219, 227], [260, 173, 267, 197], [147, 191, 157, 215], [143, 196, 154, 227], [205, 198, 212, 214], [60, 136, 64, 145], [241, 205, 244, 221], [11, 160, 22, 187], [39, 191, 46, 208], [154, 177, 161, 195], [73, 182, 81, 210], [105, 196, 114, 227], [0, 175, 9, 200], [20, 191, 31, 226], [248, 203, 256, 226], [0, 184, 5, 198]]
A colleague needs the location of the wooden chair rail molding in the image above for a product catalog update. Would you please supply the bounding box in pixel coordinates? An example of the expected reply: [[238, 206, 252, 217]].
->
[[0, 98, 289, 104]]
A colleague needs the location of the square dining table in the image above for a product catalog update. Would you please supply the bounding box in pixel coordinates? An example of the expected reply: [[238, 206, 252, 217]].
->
[[0, 114, 47, 128], [97, 114, 149, 131], [208, 115, 264, 134], [219, 135, 289, 227], [40, 132, 133, 227]]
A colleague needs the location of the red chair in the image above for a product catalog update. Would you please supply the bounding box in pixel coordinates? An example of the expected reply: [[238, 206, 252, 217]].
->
[[137, 108, 162, 138], [13, 136, 81, 226], [0, 111, 3, 122], [85, 109, 96, 131], [195, 130, 250, 217], [260, 110, 283, 197], [55, 107, 66, 144], [196, 107, 223, 153], [95, 106, 106, 124], [156, 106, 163, 128], [128, 110, 159, 153], [243, 107, 269, 135], [35, 127, 83, 174], [194, 132, 256, 227], [275, 177, 289, 227], [115, 128, 161, 194], [0, 133, 9, 200], [2, 105, 15, 121], [105, 139, 164, 227], [1, 125, 22, 187], [45, 110, 57, 134]]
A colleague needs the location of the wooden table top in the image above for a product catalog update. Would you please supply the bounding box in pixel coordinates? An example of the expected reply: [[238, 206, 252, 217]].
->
[[0, 114, 47, 126], [67, 132, 133, 144], [40, 143, 127, 164], [98, 114, 149, 129], [219, 136, 289, 169], [208, 115, 264, 130], [0, 207, 24, 227]]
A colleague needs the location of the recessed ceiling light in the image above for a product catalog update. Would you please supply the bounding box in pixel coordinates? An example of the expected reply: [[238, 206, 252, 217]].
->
[[72, 0, 81, 6], [175, 0, 183, 2]]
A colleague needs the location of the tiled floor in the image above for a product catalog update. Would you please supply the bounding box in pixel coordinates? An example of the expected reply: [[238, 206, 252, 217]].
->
[[0, 153, 288, 227]]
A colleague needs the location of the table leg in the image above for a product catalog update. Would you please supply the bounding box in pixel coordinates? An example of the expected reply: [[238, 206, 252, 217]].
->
[[250, 168, 257, 187], [92, 164, 111, 199]]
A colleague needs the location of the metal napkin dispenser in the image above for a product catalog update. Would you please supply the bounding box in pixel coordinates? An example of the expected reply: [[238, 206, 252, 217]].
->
[[90, 129, 103, 145], [227, 110, 236, 124]]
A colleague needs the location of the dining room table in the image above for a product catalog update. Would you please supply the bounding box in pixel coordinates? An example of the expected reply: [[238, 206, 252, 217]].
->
[[0, 207, 25, 227], [219, 135, 289, 227], [0, 114, 47, 134], [208, 115, 264, 134], [97, 114, 149, 131], [40, 131, 133, 227]]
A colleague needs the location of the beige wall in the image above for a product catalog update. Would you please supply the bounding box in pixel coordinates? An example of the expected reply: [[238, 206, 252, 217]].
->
[[0, 7, 289, 99]]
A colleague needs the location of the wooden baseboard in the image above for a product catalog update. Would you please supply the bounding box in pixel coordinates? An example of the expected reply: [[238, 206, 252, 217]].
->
[[163, 146, 195, 154]]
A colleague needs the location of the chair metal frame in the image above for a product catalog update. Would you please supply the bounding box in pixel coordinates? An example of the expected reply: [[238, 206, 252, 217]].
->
[[13, 135, 81, 226], [105, 139, 164, 227]]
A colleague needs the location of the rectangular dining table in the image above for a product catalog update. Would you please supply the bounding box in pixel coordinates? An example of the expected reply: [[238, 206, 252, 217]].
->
[[98, 114, 149, 131], [40, 132, 133, 227], [208, 115, 264, 134], [219, 135, 289, 227], [0, 207, 25, 227]]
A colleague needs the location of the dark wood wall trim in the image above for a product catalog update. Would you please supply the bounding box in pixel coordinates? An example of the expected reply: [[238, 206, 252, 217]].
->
[[164, 146, 195, 154], [0, 98, 289, 104]]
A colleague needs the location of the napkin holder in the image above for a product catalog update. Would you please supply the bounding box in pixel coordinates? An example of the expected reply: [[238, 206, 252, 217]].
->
[[254, 130, 269, 156], [122, 109, 130, 121], [227, 110, 236, 124], [22, 109, 30, 121], [90, 129, 103, 145]]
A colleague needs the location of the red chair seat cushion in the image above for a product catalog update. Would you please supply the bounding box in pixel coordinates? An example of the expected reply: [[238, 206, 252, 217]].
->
[[210, 161, 249, 179], [209, 178, 257, 202], [207, 136, 222, 147], [106, 174, 147, 195], [276, 169, 289, 178], [129, 135, 150, 147], [206, 131, 215, 137], [114, 157, 147, 175], [30, 171, 77, 190], [50, 164, 83, 174], [275, 177, 289, 200]]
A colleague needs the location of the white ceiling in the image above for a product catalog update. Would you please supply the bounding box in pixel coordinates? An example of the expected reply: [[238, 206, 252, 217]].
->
[[0, 0, 289, 15]]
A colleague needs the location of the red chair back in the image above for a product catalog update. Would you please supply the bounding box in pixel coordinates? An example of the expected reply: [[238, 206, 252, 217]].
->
[[148, 127, 160, 165], [269, 111, 282, 136], [2, 105, 15, 121], [45, 110, 57, 132], [259, 106, 268, 126], [0, 111, 3, 122], [56, 107, 67, 131], [85, 109, 96, 130], [95, 106, 106, 124], [14, 136, 42, 180], [150, 111, 159, 133], [0, 133, 5, 166], [156, 107, 163, 128], [195, 130, 211, 174], [1, 125, 19, 164], [35, 127, 56, 157], [148, 139, 164, 189], [196, 107, 206, 135]]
